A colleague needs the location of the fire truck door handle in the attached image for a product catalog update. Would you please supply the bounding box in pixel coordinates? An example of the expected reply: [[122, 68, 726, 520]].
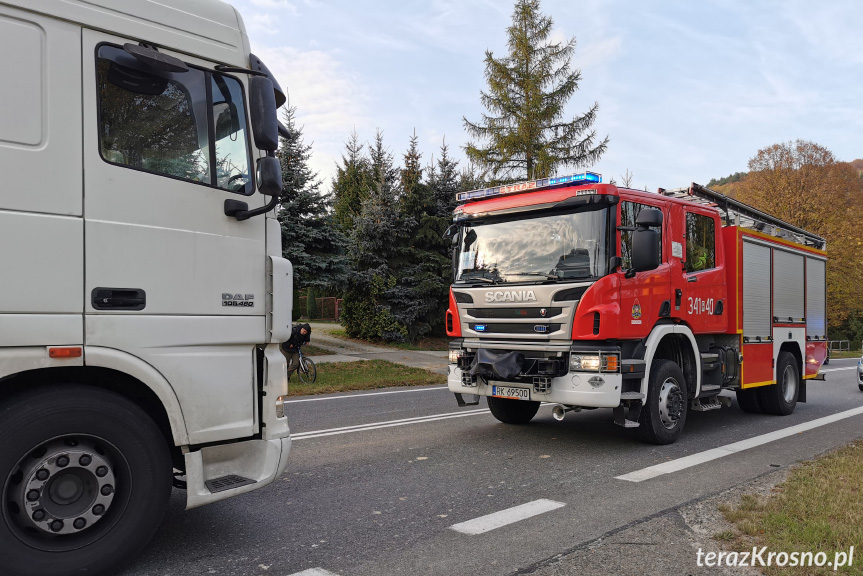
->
[[686, 276, 698, 282], [675, 289, 682, 309]]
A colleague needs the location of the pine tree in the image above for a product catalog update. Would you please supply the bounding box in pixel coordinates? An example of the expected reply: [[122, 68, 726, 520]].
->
[[463, 0, 608, 181], [276, 107, 349, 295], [332, 129, 368, 233]]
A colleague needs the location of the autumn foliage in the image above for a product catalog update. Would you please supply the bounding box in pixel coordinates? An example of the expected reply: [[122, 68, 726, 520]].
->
[[731, 140, 863, 333]]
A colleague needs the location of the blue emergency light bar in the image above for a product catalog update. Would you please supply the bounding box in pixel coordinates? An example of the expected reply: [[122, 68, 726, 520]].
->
[[456, 171, 602, 203]]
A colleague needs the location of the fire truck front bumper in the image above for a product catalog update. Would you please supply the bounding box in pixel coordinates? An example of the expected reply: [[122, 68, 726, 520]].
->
[[447, 365, 623, 408]]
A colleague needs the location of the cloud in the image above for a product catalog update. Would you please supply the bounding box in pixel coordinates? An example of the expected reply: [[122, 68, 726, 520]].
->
[[250, 45, 373, 183]]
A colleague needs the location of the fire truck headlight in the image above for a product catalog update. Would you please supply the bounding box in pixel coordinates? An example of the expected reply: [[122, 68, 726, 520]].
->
[[571, 354, 601, 371], [449, 349, 461, 364]]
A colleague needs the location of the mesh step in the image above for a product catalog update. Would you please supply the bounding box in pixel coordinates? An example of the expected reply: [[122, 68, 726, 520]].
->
[[205, 474, 256, 493], [619, 392, 645, 401]]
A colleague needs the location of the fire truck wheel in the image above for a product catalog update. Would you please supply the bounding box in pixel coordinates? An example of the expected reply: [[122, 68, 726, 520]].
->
[[0, 384, 172, 576], [637, 359, 688, 445], [487, 397, 541, 425], [758, 352, 799, 415], [734, 388, 763, 413]]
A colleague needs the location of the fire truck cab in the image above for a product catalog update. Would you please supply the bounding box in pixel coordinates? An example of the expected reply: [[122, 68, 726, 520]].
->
[[446, 174, 827, 444]]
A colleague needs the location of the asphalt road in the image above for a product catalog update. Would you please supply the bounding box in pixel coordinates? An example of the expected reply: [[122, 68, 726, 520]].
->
[[119, 358, 863, 576]]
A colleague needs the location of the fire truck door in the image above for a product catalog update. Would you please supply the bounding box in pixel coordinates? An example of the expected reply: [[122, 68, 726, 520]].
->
[[681, 210, 726, 332]]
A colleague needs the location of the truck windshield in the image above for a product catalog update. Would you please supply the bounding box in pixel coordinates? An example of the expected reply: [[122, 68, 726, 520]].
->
[[456, 207, 609, 284]]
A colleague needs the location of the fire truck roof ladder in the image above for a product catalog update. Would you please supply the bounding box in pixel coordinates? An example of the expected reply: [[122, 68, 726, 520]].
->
[[661, 183, 826, 250]]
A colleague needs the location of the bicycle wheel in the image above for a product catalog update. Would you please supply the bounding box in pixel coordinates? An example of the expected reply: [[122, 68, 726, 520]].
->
[[298, 357, 317, 384]]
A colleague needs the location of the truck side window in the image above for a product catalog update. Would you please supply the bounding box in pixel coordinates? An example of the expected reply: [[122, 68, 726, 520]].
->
[[96, 44, 252, 193], [685, 212, 716, 272], [620, 201, 662, 269]]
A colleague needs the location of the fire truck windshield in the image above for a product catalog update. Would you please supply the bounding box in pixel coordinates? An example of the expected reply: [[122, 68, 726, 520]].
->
[[456, 207, 609, 285]]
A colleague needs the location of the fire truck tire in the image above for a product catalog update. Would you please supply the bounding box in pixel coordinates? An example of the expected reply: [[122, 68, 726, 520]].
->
[[735, 388, 763, 413], [637, 359, 688, 445], [487, 397, 541, 425], [0, 384, 172, 576], [758, 352, 799, 415]]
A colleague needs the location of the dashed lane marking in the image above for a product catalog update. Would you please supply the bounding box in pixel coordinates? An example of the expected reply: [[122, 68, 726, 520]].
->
[[615, 405, 863, 482], [449, 499, 566, 535], [286, 569, 340, 576]]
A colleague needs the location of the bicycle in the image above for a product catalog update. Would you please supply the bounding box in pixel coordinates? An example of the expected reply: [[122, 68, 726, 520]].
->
[[293, 344, 317, 384]]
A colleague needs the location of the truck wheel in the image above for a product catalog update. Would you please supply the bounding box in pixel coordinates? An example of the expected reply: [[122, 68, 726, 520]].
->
[[735, 388, 763, 413], [758, 352, 799, 415], [487, 397, 540, 425], [0, 385, 172, 576], [638, 360, 688, 445]]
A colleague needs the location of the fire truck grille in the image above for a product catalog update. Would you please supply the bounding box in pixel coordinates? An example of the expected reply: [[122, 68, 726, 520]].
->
[[466, 307, 563, 319], [468, 323, 562, 334]]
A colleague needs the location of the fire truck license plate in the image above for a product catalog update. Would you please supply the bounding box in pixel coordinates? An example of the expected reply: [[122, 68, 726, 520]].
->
[[491, 386, 531, 401]]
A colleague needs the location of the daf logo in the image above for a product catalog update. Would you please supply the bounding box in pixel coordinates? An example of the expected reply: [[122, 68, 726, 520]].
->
[[534, 325, 549, 333], [485, 290, 537, 303], [222, 293, 255, 307]]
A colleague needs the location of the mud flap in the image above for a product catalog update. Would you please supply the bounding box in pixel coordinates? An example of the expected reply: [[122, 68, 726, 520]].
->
[[455, 393, 481, 407]]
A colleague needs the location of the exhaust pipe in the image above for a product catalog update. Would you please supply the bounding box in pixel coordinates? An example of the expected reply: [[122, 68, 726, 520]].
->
[[552, 404, 573, 421]]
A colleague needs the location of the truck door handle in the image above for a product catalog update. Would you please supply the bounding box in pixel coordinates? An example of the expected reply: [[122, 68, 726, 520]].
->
[[92, 288, 146, 310], [675, 289, 682, 309], [687, 276, 698, 282]]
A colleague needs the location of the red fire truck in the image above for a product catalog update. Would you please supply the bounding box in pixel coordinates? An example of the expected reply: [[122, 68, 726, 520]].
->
[[445, 174, 827, 444]]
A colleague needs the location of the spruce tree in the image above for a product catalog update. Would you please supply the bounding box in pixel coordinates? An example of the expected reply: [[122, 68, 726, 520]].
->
[[276, 107, 349, 295], [463, 0, 608, 181], [332, 129, 368, 233]]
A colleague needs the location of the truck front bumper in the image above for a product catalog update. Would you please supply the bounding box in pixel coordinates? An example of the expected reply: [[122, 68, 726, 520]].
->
[[447, 365, 623, 408]]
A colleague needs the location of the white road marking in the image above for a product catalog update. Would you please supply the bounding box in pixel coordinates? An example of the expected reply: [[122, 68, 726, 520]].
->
[[284, 386, 448, 404], [292, 403, 554, 440], [286, 569, 340, 576], [449, 499, 566, 535], [291, 409, 489, 440], [616, 405, 863, 482], [820, 366, 856, 373]]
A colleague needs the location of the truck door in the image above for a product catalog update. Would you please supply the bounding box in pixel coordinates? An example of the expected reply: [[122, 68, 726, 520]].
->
[[618, 199, 672, 339], [680, 208, 726, 333], [82, 31, 267, 445]]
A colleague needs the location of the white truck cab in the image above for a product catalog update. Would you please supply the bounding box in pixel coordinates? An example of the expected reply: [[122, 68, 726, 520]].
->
[[0, 1, 294, 574]]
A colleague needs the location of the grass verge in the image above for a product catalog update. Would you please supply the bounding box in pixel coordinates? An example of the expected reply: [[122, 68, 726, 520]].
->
[[288, 359, 445, 396], [717, 440, 863, 574], [830, 350, 861, 359], [300, 344, 332, 357]]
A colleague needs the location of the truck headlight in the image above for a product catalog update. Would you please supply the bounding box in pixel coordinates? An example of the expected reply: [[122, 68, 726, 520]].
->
[[570, 353, 619, 372], [276, 395, 288, 418]]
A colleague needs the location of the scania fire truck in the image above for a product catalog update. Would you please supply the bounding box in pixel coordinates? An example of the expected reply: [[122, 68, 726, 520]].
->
[[0, 1, 294, 574], [445, 173, 827, 445]]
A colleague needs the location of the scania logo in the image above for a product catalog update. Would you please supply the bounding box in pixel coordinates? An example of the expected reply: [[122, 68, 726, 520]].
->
[[485, 290, 537, 303]]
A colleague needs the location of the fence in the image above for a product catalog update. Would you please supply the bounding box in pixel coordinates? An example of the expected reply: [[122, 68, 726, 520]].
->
[[828, 340, 850, 352], [297, 296, 343, 321]]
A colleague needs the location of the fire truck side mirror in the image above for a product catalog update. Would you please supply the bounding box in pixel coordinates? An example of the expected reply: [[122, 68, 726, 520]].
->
[[631, 208, 663, 273], [635, 208, 663, 228]]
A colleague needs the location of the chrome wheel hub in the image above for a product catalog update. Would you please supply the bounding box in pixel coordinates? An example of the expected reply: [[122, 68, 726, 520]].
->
[[13, 438, 116, 536], [658, 378, 684, 430], [781, 364, 798, 403]]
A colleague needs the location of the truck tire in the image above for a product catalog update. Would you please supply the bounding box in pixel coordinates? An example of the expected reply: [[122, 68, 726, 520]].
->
[[735, 388, 763, 413], [487, 397, 540, 425], [638, 359, 688, 445], [758, 351, 799, 415], [0, 385, 172, 576]]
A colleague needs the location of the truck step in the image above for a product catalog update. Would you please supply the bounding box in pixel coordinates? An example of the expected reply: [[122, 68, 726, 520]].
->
[[690, 396, 731, 412], [204, 474, 256, 493], [619, 392, 645, 401], [620, 419, 640, 428]]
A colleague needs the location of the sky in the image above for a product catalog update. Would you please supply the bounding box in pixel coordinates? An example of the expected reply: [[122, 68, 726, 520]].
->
[[230, 0, 863, 192]]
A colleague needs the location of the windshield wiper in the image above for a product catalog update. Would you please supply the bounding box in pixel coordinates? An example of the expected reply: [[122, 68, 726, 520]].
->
[[456, 272, 496, 284], [507, 272, 557, 279]]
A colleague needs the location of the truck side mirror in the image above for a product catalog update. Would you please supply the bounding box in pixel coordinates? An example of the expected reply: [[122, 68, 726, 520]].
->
[[257, 156, 282, 196], [631, 208, 663, 273], [249, 76, 278, 152]]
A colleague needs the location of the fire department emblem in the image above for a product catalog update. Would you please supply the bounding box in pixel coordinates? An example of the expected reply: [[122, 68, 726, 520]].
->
[[540, 308, 547, 317], [631, 299, 642, 320]]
